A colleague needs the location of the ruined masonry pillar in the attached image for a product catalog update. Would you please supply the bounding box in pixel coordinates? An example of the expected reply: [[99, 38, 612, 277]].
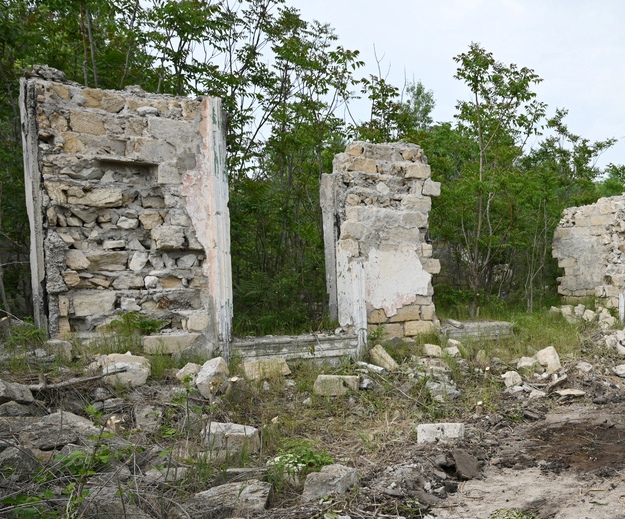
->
[[19, 67, 232, 357], [321, 142, 441, 354]]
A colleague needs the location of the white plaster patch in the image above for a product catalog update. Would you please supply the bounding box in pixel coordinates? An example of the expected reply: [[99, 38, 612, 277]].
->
[[364, 245, 430, 317]]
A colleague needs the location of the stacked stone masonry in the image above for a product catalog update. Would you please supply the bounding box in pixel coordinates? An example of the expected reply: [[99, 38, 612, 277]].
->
[[552, 194, 625, 308], [321, 142, 441, 346], [19, 67, 231, 354]]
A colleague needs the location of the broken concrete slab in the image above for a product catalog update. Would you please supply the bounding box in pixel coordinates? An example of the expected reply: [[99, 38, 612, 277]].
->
[[313, 375, 359, 396], [301, 464, 358, 502], [416, 423, 465, 444]]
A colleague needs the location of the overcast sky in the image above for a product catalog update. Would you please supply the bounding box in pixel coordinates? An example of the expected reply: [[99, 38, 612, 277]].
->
[[288, 0, 625, 169]]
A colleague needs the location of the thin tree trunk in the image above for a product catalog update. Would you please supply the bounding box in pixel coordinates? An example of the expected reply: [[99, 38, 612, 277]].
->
[[86, 7, 99, 88]]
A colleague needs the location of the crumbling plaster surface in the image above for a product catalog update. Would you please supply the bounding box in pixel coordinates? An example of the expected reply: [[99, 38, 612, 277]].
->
[[19, 67, 231, 355], [552, 195, 625, 308], [322, 142, 441, 350]]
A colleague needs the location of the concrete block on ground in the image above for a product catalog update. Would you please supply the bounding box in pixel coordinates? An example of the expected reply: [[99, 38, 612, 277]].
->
[[313, 375, 359, 396], [301, 464, 358, 502], [242, 358, 291, 381], [417, 422, 465, 444], [369, 344, 399, 371]]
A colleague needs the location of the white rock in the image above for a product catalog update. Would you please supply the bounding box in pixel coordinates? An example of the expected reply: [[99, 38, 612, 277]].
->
[[501, 371, 523, 387], [102, 353, 151, 388], [417, 422, 465, 444], [196, 357, 229, 398], [313, 375, 359, 396], [369, 344, 399, 372], [444, 346, 461, 357], [576, 361, 593, 374], [129, 251, 149, 271], [534, 346, 561, 374], [302, 464, 358, 502], [517, 357, 537, 370], [582, 309, 596, 322], [176, 362, 202, 384], [529, 390, 546, 399], [614, 365, 625, 378], [423, 343, 443, 357]]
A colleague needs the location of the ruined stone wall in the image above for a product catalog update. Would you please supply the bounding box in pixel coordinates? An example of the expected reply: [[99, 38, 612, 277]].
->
[[19, 67, 231, 356], [321, 142, 440, 349], [552, 194, 625, 308]]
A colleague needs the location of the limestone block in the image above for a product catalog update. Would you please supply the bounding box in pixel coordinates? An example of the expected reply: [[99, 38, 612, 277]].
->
[[313, 375, 359, 396], [139, 210, 163, 230], [378, 323, 404, 339], [69, 207, 98, 224], [102, 240, 126, 250], [345, 144, 364, 155], [45, 339, 73, 361], [72, 291, 116, 317], [422, 178, 441, 197], [85, 251, 129, 271], [67, 188, 123, 208], [186, 312, 209, 331], [445, 346, 461, 357], [347, 157, 377, 173], [242, 358, 291, 381], [0, 380, 34, 404], [534, 346, 561, 374], [404, 163, 431, 179], [367, 308, 387, 324], [389, 305, 420, 322], [102, 353, 151, 388], [176, 362, 202, 384], [81, 87, 104, 108], [177, 254, 198, 268], [420, 304, 437, 321], [302, 464, 358, 503], [112, 273, 143, 290], [170, 479, 271, 519], [401, 194, 432, 212], [120, 297, 141, 312], [203, 422, 260, 453], [502, 371, 523, 387], [117, 216, 139, 230], [196, 357, 230, 398], [58, 295, 70, 317], [101, 93, 125, 113], [405, 320, 436, 336], [129, 251, 149, 271], [340, 222, 364, 241], [157, 164, 181, 184], [58, 317, 71, 337], [62, 132, 87, 153], [416, 422, 464, 444], [423, 343, 443, 357], [65, 250, 90, 270], [142, 333, 202, 355], [517, 357, 537, 369], [369, 344, 399, 372], [69, 110, 106, 135], [152, 225, 186, 250], [144, 275, 160, 289], [422, 259, 441, 275]]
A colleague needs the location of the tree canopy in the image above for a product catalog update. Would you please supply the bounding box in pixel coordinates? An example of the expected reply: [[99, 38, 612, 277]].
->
[[0, 3, 620, 329]]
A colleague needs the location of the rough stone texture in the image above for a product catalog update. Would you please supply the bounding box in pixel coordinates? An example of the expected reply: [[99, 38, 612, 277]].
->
[[417, 423, 465, 444], [142, 333, 202, 354], [369, 344, 399, 372], [101, 352, 151, 388], [195, 357, 229, 398], [20, 68, 231, 356], [0, 380, 34, 405], [203, 422, 261, 455], [170, 479, 272, 519], [321, 142, 440, 352], [552, 195, 625, 308], [301, 464, 358, 502], [313, 374, 360, 396], [534, 346, 561, 374], [242, 358, 291, 381]]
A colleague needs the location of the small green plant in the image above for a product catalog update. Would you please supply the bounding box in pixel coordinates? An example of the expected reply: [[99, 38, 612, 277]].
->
[[4, 324, 47, 351], [107, 311, 167, 336], [267, 440, 334, 488]]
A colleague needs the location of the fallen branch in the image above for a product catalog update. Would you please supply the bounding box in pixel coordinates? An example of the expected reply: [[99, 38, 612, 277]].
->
[[28, 367, 128, 391]]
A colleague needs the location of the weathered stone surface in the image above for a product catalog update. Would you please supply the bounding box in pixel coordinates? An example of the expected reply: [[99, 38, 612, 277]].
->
[[142, 333, 202, 354], [405, 320, 436, 336], [176, 362, 202, 384], [313, 374, 359, 396], [152, 225, 186, 250], [417, 423, 465, 444], [534, 346, 561, 374], [502, 371, 523, 387], [0, 380, 34, 404], [129, 251, 149, 271], [369, 344, 399, 372], [67, 188, 123, 208], [203, 422, 261, 454], [134, 404, 162, 433], [170, 479, 271, 519], [85, 251, 129, 271], [195, 357, 229, 398], [423, 343, 443, 357], [242, 358, 291, 381], [102, 353, 151, 388], [452, 449, 481, 480], [73, 291, 117, 317], [301, 464, 358, 502]]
